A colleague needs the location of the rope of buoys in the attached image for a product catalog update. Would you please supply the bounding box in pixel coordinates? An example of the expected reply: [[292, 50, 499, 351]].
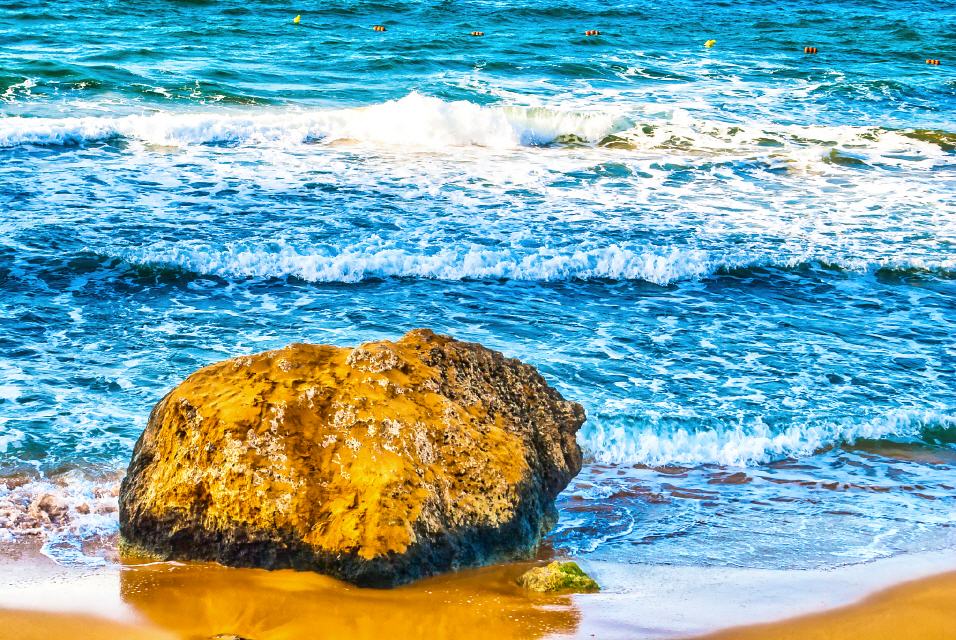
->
[[285, 20, 942, 63]]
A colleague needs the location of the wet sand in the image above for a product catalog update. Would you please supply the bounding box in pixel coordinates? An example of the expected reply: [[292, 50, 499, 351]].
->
[[0, 546, 578, 640], [1, 545, 955, 640], [0, 610, 173, 640]]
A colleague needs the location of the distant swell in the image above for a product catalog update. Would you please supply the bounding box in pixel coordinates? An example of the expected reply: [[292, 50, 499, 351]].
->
[[580, 410, 956, 466], [108, 243, 956, 286]]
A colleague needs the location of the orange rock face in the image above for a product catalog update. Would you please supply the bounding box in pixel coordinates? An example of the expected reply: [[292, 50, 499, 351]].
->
[[119, 329, 584, 586]]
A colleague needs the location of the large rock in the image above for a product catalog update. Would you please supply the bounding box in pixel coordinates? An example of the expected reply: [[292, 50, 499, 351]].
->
[[119, 329, 584, 587]]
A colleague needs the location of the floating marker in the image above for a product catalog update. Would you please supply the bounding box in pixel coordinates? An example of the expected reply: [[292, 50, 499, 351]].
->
[[584, 30, 600, 36], [804, 46, 818, 54], [470, 31, 484, 37], [293, 14, 300, 24], [704, 39, 716, 48], [926, 59, 941, 65], [373, 25, 387, 32]]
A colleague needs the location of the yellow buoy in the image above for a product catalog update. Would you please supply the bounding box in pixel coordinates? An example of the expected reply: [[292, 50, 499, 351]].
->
[[293, 14, 300, 24], [704, 39, 716, 48]]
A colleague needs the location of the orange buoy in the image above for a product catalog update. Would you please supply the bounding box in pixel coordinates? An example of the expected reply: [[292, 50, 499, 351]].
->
[[804, 46, 818, 54], [926, 59, 941, 65], [585, 30, 600, 36], [470, 31, 484, 36], [373, 25, 387, 32]]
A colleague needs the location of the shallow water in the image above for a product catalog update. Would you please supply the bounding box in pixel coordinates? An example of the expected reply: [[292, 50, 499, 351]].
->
[[0, 0, 954, 570]]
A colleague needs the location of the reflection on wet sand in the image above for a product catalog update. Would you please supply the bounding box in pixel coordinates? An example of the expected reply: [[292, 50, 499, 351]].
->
[[120, 561, 579, 640]]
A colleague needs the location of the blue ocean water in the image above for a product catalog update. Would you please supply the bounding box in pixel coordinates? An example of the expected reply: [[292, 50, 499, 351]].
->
[[0, 0, 954, 569]]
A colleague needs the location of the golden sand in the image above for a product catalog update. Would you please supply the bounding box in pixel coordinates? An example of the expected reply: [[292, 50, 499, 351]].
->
[[2, 551, 956, 640], [697, 569, 956, 640]]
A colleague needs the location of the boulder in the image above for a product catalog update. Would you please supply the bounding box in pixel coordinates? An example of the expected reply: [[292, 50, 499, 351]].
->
[[119, 329, 584, 587]]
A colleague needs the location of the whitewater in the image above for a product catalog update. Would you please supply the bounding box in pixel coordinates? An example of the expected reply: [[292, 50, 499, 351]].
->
[[2, 94, 954, 162]]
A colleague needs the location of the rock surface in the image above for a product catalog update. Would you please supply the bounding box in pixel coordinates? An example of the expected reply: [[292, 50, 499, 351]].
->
[[119, 329, 584, 587], [517, 561, 600, 593]]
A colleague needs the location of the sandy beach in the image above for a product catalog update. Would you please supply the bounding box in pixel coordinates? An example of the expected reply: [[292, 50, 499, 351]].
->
[[2, 542, 954, 640], [699, 569, 956, 640]]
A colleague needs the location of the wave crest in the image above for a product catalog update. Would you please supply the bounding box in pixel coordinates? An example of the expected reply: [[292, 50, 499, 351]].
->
[[115, 243, 721, 285], [109, 242, 956, 285], [2, 93, 953, 158], [0, 93, 625, 149], [580, 410, 956, 466]]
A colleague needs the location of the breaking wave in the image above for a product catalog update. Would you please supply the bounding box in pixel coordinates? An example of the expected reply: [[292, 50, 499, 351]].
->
[[1, 93, 954, 158], [0, 93, 625, 149], [109, 242, 956, 286], [0, 470, 119, 565], [581, 410, 956, 467]]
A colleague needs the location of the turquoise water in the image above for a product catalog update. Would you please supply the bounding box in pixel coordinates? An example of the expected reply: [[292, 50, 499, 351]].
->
[[1, 1, 954, 568]]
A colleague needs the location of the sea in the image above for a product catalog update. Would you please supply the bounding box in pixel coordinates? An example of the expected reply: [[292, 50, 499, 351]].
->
[[1, 0, 954, 572]]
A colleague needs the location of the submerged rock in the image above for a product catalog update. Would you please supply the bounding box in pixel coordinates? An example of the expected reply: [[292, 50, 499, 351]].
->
[[517, 561, 600, 593], [119, 329, 584, 587]]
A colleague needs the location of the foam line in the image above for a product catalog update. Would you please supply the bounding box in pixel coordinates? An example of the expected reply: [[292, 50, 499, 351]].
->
[[1, 93, 952, 158], [111, 242, 956, 285], [579, 409, 956, 466]]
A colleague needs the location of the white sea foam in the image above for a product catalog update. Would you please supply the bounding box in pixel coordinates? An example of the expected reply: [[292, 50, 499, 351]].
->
[[0, 93, 951, 163], [116, 243, 721, 284], [580, 409, 956, 467], [0, 471, 119, 552], [0, 93, 623, 149], [0, 428, 25, 454], [0, 78, 36, 103], [111, 241, 956, 285]]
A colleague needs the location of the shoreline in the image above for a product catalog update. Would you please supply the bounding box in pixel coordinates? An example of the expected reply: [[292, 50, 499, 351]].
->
[[576, 549, 956, 639], [694, 568, 956, 640], [2, 544, 955, 639]]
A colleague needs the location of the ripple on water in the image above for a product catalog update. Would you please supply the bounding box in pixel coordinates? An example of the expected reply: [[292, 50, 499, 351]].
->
[[551, 442, 956, 568]]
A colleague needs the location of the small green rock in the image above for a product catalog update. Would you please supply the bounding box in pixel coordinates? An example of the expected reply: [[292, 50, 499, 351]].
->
[[517, 561, 600, 593]]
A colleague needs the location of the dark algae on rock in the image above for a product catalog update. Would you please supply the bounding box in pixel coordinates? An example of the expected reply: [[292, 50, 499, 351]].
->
[[119, 329, 584, 587], [517, 561, 600, 593]]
